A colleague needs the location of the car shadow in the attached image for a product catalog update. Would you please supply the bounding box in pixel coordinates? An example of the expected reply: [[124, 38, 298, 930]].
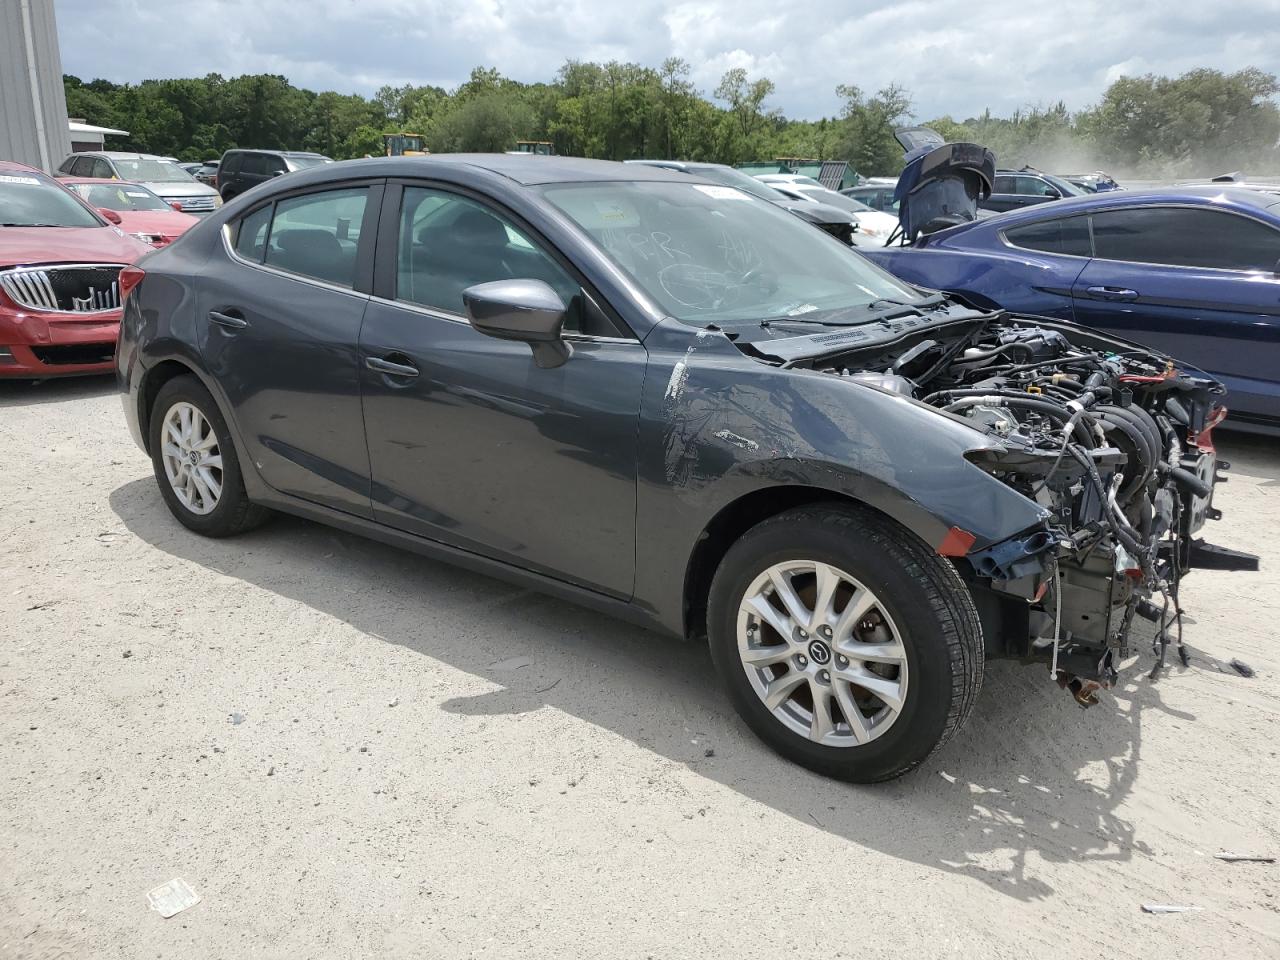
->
[[0, 373, 115, 407], [109, 475, 1182, 902]]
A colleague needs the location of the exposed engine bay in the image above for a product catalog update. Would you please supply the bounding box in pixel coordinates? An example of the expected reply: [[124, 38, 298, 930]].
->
[[750, 304, 1259, 704]]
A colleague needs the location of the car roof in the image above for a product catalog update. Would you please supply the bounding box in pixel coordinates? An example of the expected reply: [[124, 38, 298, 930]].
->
[[0, 160, 42, 174], [61, 177, 153, 187], [626, 159, 730, 172], [226, 149, 328, 157], [94, 152, 174, 160], [299, 154, 705, 187], [1002, 185, 1280, 219]]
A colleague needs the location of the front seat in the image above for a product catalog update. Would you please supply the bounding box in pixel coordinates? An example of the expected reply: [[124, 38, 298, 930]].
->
[[413, 208, 514, 312]]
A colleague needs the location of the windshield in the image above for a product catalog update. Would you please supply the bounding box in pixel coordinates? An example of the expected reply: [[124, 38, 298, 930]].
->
[[692, 166, 788, 202], [110, 158, 197, 183], [286, 155, 331, 170], [71, 182, 170, 212], [1042, 173, 1087, 197], [541, 181, 919, 325], [0, 173, 102, 228]]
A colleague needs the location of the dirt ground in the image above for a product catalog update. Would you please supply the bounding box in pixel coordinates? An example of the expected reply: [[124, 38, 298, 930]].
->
[[1, 375, 1277, 960]]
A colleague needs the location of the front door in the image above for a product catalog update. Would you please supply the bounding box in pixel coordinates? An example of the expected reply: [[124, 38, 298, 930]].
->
[[358, 184, 645, 598], [1071, 205, 1280, 423], [199, 182, 382, 517]]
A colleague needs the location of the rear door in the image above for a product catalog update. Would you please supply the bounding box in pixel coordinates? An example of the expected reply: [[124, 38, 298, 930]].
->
[[357, 182, 645, 597], [198, 180, 383, 516], [1071, 205, 1280, 422], [982, 175, 1020, 212]]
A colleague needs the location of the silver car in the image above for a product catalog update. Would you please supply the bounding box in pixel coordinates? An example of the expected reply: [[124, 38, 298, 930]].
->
[[56, 152, 222, 215]]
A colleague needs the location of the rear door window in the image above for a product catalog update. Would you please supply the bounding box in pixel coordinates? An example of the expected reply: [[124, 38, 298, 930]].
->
[[992, 175, 1016, 194], [70, 156, 96, 177], [1090, 207, 1280, 272], [242, 154, 270, 176], [221, 153, 242, 174], [90, 158, 114, 179], [1004, 216, 1092, 257], [261, 187, 369, 287]]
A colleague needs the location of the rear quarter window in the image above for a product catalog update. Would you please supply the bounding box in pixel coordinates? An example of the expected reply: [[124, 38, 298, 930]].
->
[[234, 204, 273, 261], [1004, 216, 1092, 257]]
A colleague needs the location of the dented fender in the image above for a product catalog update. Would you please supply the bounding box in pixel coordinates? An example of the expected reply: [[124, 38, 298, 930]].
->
[[633, 318, 1049, 634]]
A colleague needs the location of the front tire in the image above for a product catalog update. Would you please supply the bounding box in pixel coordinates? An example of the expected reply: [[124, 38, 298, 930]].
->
[[148, 374, 269, 537], [707, 503, 983, 783]]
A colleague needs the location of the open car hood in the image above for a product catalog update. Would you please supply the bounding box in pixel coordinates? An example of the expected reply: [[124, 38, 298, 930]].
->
[[892, 127, 996, 243], [894, 127, 947, 154]]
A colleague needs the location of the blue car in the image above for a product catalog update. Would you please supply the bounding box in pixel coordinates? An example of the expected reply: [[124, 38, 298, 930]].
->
[[862, 182, 1280, 434]]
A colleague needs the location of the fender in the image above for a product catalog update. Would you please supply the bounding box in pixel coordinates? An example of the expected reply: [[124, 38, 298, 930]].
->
[[632, 319, 1049, 634]]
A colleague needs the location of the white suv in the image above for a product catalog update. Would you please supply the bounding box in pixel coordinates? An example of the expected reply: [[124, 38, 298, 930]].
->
[[57, 152, 222, 215]]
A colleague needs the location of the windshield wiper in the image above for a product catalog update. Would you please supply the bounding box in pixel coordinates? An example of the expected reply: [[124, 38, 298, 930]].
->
[[759, 293, 952, 329], [0, 222, 68, 228], [864, 293, 949, 314]]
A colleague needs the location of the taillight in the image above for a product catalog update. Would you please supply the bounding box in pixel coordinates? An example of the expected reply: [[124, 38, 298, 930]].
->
[[119, 265, 146, 301], [1190, 404, 1228, 453]]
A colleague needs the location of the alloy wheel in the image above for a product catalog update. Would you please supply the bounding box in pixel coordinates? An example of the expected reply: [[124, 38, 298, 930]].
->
[[160, 401, 223, 515], [735, 560, 909, 746]]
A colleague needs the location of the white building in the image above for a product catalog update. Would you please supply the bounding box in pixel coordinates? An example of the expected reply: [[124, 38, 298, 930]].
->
[[68, 120, 131, 153], [0, 0, 73, 172]]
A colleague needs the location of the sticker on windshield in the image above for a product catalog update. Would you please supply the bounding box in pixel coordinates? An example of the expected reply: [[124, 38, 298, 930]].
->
[[0, 175, 40, 186], [693, 185, 749, 200], [125, 191, 149, 197], [592, 200, 634, 223]]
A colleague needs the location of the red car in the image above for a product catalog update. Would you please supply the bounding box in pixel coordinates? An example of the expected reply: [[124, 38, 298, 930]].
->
[[0, 161, 151, 377], [61, 177, 199, 247]]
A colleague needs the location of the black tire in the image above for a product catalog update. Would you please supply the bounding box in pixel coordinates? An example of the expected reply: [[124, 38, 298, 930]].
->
[[707, 503, 983, 783], [148, 374, 270, 537]]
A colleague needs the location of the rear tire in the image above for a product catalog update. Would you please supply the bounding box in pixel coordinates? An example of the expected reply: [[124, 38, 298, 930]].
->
[[148, 374, 269, 537], [707, 503, 983, 783]]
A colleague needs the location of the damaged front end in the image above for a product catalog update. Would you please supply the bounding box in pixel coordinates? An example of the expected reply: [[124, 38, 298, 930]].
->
[[773, 310, 1258, 702]]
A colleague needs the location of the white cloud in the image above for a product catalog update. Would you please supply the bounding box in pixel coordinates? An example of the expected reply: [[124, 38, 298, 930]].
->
[[55, 0, 1280, 120]]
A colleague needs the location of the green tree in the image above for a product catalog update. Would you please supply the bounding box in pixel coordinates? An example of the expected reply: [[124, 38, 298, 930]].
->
[[714, 68, 777, 163]]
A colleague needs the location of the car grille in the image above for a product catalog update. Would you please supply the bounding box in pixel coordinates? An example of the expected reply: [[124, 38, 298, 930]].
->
[[0, 264, 124, 314], [168, 194, 217, 213]]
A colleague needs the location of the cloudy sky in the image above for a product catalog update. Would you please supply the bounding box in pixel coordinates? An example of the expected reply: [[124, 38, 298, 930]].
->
[[55, 0, 1280, 120]]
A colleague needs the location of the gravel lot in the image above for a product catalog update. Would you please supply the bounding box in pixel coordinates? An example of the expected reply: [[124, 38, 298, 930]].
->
[[2, 375, 1277, 959]]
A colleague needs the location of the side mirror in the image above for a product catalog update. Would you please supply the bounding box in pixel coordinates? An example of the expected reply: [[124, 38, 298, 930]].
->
[[463, 279, 571, 369], [1044, 187, 1061, 198], [98, 208, 123, 225], [170, 201, 184, 212]]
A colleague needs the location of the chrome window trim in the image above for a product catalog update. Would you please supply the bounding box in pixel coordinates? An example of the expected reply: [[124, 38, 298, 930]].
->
[[219, 223, 371, 301], [998, 219, 1092, 261]]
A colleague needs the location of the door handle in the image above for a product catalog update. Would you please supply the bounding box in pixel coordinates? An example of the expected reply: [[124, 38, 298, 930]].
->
[[208, 309, 248, 329], [1085, 286, 1139, 301], [365, 355, 420, 378]]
